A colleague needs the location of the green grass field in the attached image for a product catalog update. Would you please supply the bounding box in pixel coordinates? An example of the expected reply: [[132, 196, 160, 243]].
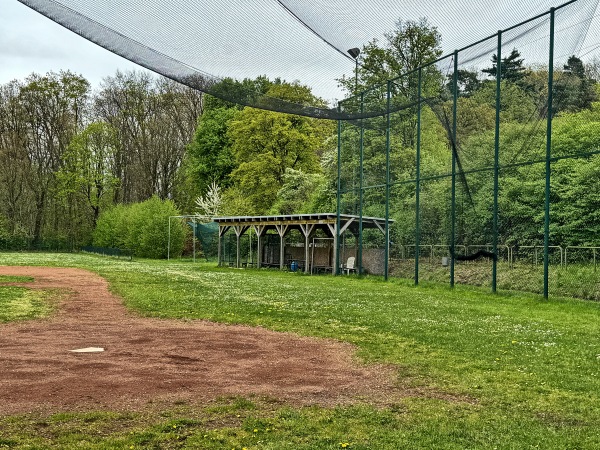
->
[[1, 252, 600, 448]]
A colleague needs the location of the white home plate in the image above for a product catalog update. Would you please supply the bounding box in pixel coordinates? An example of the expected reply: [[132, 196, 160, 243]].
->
[[70, 347, 105, 353]]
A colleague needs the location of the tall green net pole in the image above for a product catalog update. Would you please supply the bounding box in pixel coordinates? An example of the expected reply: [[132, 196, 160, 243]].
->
[[544, 8, 556, 298], [492, 31, 502, 293], [415, 67, 422, 285], [358, 93, 364, 275], [384, 80, 391, 281], [336, 105, 342, 276], [450, 50, 458, 288]]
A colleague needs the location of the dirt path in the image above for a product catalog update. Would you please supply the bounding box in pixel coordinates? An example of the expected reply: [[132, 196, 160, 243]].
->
[[0, 266, 399, 415]]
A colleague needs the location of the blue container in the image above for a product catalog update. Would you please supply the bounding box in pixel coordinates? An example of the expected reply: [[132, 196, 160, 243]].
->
[[290, 261, 298, 272]]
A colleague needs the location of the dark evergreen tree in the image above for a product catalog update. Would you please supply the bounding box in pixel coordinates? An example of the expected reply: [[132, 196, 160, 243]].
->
[[482, 48, 526, 83]]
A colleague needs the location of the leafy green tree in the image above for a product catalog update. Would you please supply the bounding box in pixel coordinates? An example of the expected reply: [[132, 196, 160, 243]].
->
[[338, 18, 443, 98], [18, 71, 90, 245], [227, 82, 332, 214], [450, 69, 482, 97], [185, 106, 238, 195], [92, 203, 130, 249], [556, 55, 597, 112], [335, 16, 445, 217], [271, 168, 327, 215], [552, 156, 600, 245], [514, 56, 597, 117], [455, 97, 496, 144], [204, 76, 272, 110], [57, 122, 119, 226], [471, 80, 538, 123], [178, 77, 274, 212]]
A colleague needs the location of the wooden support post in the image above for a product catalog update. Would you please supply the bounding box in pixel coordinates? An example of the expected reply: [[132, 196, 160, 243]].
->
[[275, 224, 289, 270], [218, 232, 221, 266], [299, 223, 316, 274], [233, 225, 249, 268], [217, 225, 230, 267], [280, 235, 285, 270], [252, 225, 266, 268], [236, 233, 241, 268], [328, 218, 354, 274]]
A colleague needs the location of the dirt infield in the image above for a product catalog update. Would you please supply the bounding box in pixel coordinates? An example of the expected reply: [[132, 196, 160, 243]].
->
[[0, 266, 400, 415]]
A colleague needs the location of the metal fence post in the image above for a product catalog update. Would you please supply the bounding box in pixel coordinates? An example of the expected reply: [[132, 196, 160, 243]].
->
[[450, 50, 458, 288], [544, 7, 555, 298], [415, 67, 422, 285], [493, 30, 502, 293], [336, 105, 342, 276], [359, 93, 364, 275], [384, 80, 391, 281]]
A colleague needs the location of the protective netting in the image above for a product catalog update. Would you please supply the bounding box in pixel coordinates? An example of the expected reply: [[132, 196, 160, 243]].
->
[[194, 222, 219, 259], [17, 0, 600, 119], [338, 0, 600, 298]]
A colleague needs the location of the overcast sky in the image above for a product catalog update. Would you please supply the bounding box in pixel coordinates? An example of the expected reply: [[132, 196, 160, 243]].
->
[[2, 0, 599, 103], [0, 0, 147, 89]]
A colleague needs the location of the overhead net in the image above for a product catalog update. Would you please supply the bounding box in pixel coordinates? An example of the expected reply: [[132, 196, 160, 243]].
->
[[17, 0, 600, 119]]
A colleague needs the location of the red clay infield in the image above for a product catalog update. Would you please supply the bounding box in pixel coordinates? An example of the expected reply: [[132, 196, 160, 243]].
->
[[0, 266, 403, 415]]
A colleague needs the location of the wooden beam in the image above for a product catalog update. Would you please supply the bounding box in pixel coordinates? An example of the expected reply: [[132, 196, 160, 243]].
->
[[233, 225, 249, 237], [298, 223, 316, 237], [339, 217, 356, 235], [332, 224, 338, 275], [252, 224, 267, 236], [218, 225, 231, 237], [372, 220, 386, 234], [326, 223, 336, 237], [275, 224, 289, 236], [299, 223, 316, 274], [236, 232, 241, 268], [216, 218, 337, 228]]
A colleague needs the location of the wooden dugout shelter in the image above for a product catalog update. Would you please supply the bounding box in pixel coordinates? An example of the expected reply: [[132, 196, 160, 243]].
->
[[213, 213, 390, 274]]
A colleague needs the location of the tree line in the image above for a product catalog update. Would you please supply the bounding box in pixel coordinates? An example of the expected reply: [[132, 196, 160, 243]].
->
[[2, 18, 600, 255], [0, 71, 202, 249]]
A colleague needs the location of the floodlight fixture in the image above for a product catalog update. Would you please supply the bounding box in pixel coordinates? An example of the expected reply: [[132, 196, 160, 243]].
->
[[347, 48, 361, 92], [347, 48, 360, 59]]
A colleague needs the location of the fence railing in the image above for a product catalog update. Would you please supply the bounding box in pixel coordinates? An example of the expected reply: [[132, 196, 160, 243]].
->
[[394, 244, 578, 268], [564, 246, 600, 269], [0, 237, 74, 252], [80, 246, 133, 260]]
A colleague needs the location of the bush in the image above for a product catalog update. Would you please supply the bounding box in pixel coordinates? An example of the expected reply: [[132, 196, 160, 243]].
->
[[93, 197, 185, 258]]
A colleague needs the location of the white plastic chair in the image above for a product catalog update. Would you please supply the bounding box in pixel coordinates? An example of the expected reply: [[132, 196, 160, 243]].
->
[[343, 256, 356, 274]]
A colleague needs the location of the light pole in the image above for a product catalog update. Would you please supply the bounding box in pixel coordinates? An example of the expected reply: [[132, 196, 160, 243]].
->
[[347, 48, 360, 93]]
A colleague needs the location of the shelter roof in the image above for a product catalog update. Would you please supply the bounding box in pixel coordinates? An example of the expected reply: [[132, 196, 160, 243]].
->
[[214, 213, 391, 225], [213, 213, 392, 236]]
